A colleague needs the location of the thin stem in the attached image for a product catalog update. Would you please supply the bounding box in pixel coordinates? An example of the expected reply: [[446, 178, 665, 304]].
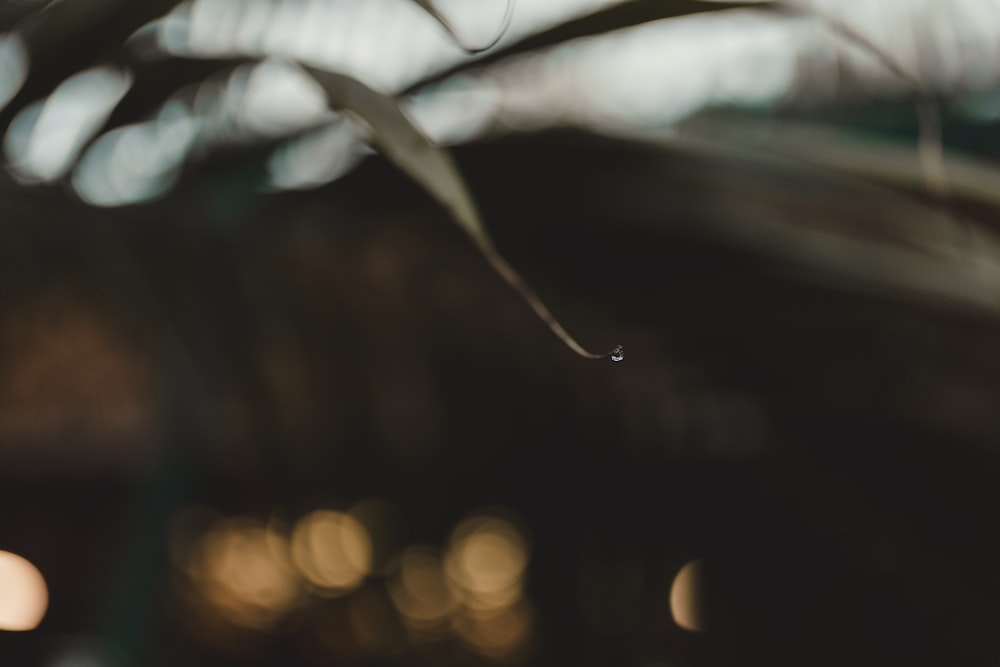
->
[[476, 236, 619, 360]]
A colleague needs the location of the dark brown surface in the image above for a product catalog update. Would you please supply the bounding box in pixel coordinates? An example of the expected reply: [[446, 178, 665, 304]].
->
[[1, 131, 999, 666]]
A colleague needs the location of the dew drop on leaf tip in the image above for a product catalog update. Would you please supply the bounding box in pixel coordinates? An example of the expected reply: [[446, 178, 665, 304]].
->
[[611, 345, 624, 362]]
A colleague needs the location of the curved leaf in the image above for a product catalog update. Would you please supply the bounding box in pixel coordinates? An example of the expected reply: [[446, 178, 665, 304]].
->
[[302, 64, 486, 244], [409, 0, 773, 93], [301, 63, 617, 360], [408, 0, 514, 55]]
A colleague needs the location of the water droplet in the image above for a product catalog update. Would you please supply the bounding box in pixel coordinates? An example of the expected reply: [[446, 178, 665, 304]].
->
[[611, 345, 624, 362]]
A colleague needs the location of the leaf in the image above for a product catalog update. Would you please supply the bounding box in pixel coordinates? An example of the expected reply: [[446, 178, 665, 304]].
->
[[302, 64, 487, 244], [409, 0, 773, 93], [408, 0, 514, 55], [301, 63, 618, 360], [682, 112, 1000, 210], [2, 0, 185, 129]]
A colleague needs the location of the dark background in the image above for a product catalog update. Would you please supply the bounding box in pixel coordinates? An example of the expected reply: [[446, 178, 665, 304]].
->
[[2, 126, 1000, 666]]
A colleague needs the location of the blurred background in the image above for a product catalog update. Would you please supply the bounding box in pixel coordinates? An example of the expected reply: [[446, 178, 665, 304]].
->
[[3, 1, 1000, 665]]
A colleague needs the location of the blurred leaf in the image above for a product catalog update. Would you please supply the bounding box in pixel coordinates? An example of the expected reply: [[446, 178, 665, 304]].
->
[[410, 0, 774, 93], [1, 0, 184, 129], [580, 127, 1000, 314], [302, 64, 486, 244], [100, 57, 247, 134], [679, 112, 1000, 211], [408, 0, 514, 54]]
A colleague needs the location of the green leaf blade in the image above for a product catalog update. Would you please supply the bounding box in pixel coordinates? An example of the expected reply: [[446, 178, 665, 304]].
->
[[302, 64, 488, 244]]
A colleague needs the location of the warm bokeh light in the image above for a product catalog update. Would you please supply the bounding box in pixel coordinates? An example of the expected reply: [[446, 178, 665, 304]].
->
[[186, 519, 300, 630], [444, 514, 529, 610], [438, 511, 534, 657], [0, 550, 48, 631], [460, 581, 524, 615], [387, 546, 456, 631], [291, 510, 372, 595], [670, 559, 705, 633], [453, 601, 534, 659]]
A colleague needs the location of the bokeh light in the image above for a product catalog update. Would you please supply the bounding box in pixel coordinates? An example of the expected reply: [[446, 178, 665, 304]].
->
[[266, 118, 368, 191], [387, 546, 456, 633], [183, 518, 300, 630], [444, 512, 534, 658], [670, 559, 705, 633], [4, 66, 132, 183], [72, 101, 201, 207], [444, 514, 529, 610], [0, 550, 47, 631], [0, 33, 27, 113], [290, 510, 372, 595], [452, 600, 534, 660]]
